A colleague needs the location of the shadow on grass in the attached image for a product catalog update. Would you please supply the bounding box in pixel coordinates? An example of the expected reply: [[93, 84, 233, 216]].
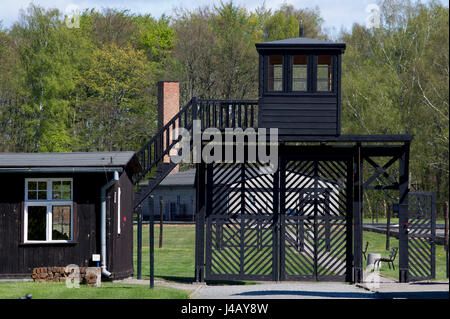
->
[[157, 276, 195, 284], [205, 280, 258, 286], [156, 276, 258, 286]]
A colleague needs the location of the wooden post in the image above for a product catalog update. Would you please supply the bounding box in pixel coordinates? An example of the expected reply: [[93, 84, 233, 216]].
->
[[159, 200, 164, 248], [372, 200, 375, 224], [137, 207, 142, 279], [398, 143, 410, 282], [386, 202, 391, 251], [353, 143, 363, 283], [445, 201, 449, 278], [376, 201, 379, 224], [149, 196, 154, 289]]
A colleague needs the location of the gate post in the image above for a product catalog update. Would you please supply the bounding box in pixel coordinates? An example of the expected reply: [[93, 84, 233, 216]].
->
[[353, 143, 363, 283], [195, 162, 206, 282], [398, 143, 410, 283]]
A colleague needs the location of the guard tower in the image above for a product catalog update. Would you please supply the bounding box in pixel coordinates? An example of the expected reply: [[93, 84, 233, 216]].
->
[[256, 35, 345, 136], [132, 27, 416, 285]]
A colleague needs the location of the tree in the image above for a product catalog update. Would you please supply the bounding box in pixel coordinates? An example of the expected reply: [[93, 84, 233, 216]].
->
[[76, 42, 154, 151], [340, 0, 449, 214], [263, 4, 324, 41], [10, 4, 78, 152]]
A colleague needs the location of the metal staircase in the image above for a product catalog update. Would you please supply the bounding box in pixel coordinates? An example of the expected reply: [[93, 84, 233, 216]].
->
[[133, 97, 258, 210]]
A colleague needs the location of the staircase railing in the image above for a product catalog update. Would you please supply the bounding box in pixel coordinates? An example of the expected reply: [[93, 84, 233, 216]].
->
[[133, 98, 258, 209], [197, 99, 258, 130]]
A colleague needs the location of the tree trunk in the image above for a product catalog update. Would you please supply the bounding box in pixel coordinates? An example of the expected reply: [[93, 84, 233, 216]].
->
[[386, 202, 391, 251]]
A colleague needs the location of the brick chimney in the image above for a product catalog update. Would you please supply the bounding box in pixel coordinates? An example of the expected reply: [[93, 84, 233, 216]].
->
[[158, 81, 179, 174]]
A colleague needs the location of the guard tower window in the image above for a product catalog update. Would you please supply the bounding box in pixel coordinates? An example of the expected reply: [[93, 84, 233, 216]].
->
[[292, 55, 308, 91], [317, 55, 333, 92], [268, 55, 283, 91]]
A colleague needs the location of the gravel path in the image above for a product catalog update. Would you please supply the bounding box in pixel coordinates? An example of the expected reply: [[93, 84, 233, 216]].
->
[[113, 277, 449, 299]]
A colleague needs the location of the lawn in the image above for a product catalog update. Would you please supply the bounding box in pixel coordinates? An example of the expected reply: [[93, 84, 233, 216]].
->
[[133, 224, 448, 282], [363, 218, 445, 224], [134, 224, 196, 282], [0, 281, 189, 299]]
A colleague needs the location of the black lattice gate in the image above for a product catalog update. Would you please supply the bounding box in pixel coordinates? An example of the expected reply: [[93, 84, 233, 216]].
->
[[204, 153, 353, 282], [408, 191, 436, 281], [205, 162, 278, 281], [279, 156, 353, 281]]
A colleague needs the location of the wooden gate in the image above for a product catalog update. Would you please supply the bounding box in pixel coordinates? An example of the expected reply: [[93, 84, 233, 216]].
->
[[204, 151, 353, 282], [205, 161, 278, 281], [279, 155, 353, 281], [408, 191, 436, 281]]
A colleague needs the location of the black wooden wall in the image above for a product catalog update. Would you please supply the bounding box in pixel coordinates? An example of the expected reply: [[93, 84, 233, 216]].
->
[[258, 95, 339, 135], [0, 170, 134, 279]]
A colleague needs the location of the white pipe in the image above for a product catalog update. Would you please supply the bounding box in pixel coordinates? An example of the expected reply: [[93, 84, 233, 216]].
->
[[101, 171, 119, 277]]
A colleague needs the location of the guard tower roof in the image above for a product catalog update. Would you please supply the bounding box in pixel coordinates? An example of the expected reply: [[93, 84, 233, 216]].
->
[[255, 37, 346, 52]]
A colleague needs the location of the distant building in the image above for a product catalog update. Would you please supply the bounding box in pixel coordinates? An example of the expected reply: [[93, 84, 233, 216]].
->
[[141, 169, 196, 221]]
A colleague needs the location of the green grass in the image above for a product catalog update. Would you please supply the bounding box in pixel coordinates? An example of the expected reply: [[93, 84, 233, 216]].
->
[[363, 231, 448, 280], [134, 224, 196, 282], [363, 218, 400, 224], [133, 224, 448, 283], [0, 281, 189, 299], [363, 218, 445, 224], [133, 224, 256, 285]]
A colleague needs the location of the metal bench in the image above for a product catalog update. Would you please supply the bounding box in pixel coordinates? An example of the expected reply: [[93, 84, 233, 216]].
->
[[375, 247, 398, 270], [363, 241, 369, 260]]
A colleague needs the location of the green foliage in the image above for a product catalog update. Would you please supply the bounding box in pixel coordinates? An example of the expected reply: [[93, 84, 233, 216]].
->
[[263, 4, 323, 40], [75, 42, 155, 151], [341, 0, 449, 212], [0, 1, 447, 210]]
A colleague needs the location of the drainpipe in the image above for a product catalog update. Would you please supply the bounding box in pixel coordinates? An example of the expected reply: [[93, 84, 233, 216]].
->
[[100, 170, 119, 277]]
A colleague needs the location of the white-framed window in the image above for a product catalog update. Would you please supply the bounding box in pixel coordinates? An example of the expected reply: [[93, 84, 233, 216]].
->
[[24, 178, 73, 243]]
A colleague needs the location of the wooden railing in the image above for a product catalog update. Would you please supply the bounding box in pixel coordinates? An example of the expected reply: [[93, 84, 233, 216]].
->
[[197, 99, 259, 130], [133, 98, 259, 187]]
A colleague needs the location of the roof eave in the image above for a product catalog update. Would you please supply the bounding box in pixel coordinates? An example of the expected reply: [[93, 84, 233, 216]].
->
[[255, 43, 346, 53], [0, 167, 124, 173]]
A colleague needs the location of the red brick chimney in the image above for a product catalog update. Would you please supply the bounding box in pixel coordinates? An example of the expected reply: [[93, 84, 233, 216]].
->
[[158, 81, 179, 174]]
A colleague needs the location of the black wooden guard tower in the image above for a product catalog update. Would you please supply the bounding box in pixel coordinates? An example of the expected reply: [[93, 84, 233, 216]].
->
[[193, 36, 412, 284], [133, 35, 414, 284]]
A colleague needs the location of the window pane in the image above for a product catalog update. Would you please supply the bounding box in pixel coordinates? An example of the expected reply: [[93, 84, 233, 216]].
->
[[52, 206, 71, 240], [52, 180, 72, 200], [52, 181, 61, 192], [38, 191, 47, 200], [28, 191, 37, 200], [62, 181, 71, 191], [27, 181, 38, 200], [28, 181, 37, 191], [27, 206, 46, 240], [33, 181, 47, 200], [317, 55, 332, 91], [293, 55, 307, 91], [53, 180, 61, 200], [62, 191, 71, 200], [268, 55, 283, 91]]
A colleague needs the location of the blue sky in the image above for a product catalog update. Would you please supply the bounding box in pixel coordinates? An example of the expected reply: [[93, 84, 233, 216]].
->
[[0, 0, 447, 36]]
